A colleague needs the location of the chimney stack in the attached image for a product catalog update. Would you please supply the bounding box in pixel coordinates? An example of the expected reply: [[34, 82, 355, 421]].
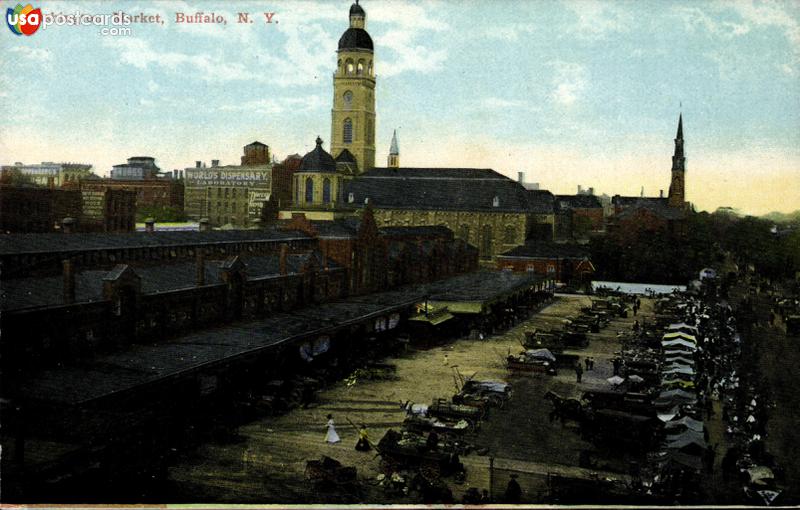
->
[[63, 259, 75, 304], [211, 159, 219, 167], [144, 217, 155, 233], [195, 161, 202, 168], [577, 185, 582, 194], [517, 172, 524, 184], [196, 248, 205, 286], [279, 243, 288, 275], [172, 169, 178, 179], [179, 170, 184, 179], [199, 218, 211, 232], [62, 217, 75, 234], [660, 189, 664, 198], [589, 187, 594, 196]]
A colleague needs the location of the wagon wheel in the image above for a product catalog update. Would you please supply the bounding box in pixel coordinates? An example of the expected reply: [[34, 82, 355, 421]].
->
[[488, 394, 504, 409], [420, 459, 441, 480]]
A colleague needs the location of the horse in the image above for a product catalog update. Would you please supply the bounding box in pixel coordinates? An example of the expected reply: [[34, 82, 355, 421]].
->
[[544, 390, 583, 424]]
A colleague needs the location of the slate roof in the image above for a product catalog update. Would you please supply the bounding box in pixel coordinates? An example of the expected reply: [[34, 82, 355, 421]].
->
[[556, 194, 603, 209], [527, 190, 556, 214], [499, 242, 589, 260], [345, 168, 533, 213], [613, 197, 685, 220], [379, 226, 453, 238], [1, 253, 331, 312], [0, 228, 310, 256]]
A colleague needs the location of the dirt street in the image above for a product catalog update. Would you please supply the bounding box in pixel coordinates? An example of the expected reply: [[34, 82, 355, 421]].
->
[[168, 294, 647, 503]]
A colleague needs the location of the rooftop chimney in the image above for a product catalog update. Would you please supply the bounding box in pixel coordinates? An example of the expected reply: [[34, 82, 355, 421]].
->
[[144, 217, 155, 233], [172, 169, 178, 179], [211, 159, 219, 167], [578, 185, 582, 194], [63, 259, 75, 304], [517, 172, 524, 183], [196, 248, 205, 286], [279, 243, 288, 275], [660, 189, 664, 198], [62, 217, 76, 234], [588, 187, 594, 196], [195, 161, 202, 168]]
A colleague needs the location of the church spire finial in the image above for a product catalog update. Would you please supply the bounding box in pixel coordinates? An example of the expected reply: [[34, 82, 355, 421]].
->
[[676, 113, 683, 140]]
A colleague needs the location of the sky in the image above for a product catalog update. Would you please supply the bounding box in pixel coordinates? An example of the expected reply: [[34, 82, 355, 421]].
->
[[1, 0, 799, 216]]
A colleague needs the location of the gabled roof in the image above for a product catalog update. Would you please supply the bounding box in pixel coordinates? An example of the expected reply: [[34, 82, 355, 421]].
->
[[345, 168, 532, 213]]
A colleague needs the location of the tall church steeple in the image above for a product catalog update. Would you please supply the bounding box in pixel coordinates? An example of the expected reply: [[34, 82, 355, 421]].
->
[[331, 1, 376, 174], [388, 129, 399, 168], [668, 114, 686, 208]]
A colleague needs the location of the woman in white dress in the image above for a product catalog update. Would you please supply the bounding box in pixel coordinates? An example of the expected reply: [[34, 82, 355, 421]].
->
[[324, 414, 340, 444]]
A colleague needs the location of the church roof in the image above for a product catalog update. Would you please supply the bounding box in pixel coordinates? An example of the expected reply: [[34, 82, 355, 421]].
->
[[338, 27, 373, 51], [335, 148, 357, 164], [298, 137, 337, 173], [344, 168, 534, 213], [389, 130, 399, 155]]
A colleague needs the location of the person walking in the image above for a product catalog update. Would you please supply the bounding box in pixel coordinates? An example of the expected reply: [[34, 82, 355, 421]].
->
[[575, 361, 583, 383], [504, 474, 522, 503], [324, 414, 340, 444], [355, 423, 371, 451], [584, 357, 591, 372]]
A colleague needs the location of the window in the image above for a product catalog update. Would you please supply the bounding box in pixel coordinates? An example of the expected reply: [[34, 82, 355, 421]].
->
[[346, 59, 354, 74], [368, 60, 373, 75], [492, 196, 500, 207], [323, 178, 332, 203], [357, 60, 364, 75], [348, 192, 355, 203], [366, 118, 373, 144], [343, 118, 353, 144], [305, 177, 314, 203], [343, 90, 353, 109], [504, 225, 516, 244], [481, 225, 492, 259]]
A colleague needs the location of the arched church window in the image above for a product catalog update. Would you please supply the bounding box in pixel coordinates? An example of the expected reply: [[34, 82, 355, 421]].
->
[[323, 178, 332, 203], [346, 59, 354, 74], [305, 177, 314, 203], [344, 90, 353, 109], [343, 118, 353, 144], [368, 60, 373, 75], [504, 225, 516, 244], [357, 60, 365, 75], [348, 192, 355, 203], [481, 225, 493, 260]]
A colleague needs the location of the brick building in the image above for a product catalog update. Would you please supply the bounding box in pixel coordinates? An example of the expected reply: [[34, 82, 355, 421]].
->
[[496, 241, 595, 284], [184, 142, 293, 228], [0, 186, 134, 234], [555, 193, 605, 239]]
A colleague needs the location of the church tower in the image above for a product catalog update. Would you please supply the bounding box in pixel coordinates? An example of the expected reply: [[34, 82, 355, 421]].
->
[[388, 129, 399, 168], [331, 1, 376, 174], [668, 114, 686, 208]]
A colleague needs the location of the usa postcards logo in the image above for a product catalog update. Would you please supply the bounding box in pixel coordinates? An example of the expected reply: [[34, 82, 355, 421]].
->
[[7, 3, 42, 36]]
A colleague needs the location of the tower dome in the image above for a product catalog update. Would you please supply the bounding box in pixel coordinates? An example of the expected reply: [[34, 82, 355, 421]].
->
[[299, 136, 337, 173], [338, 28, 373, 51]]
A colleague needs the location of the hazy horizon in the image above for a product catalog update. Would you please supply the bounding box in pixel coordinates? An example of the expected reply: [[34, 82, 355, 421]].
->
[[2, 0, 799, 216]]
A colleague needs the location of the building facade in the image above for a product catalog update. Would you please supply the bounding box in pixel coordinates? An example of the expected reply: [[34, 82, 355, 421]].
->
[[184, 143, 287, 227], [330, 2, 376, 173], [1, 162, 92, 187]]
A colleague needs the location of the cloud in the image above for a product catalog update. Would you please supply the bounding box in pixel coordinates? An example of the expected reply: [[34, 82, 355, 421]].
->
[[563, 0, 632, 40], [376, 29, 447, 77], [549, 61, 588, 106], [480, 97, 540, 112], [218, 95, 326, 115]]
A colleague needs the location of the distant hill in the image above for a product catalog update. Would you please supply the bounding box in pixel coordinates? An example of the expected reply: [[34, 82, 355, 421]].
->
[[762, 210, 800, 223]]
